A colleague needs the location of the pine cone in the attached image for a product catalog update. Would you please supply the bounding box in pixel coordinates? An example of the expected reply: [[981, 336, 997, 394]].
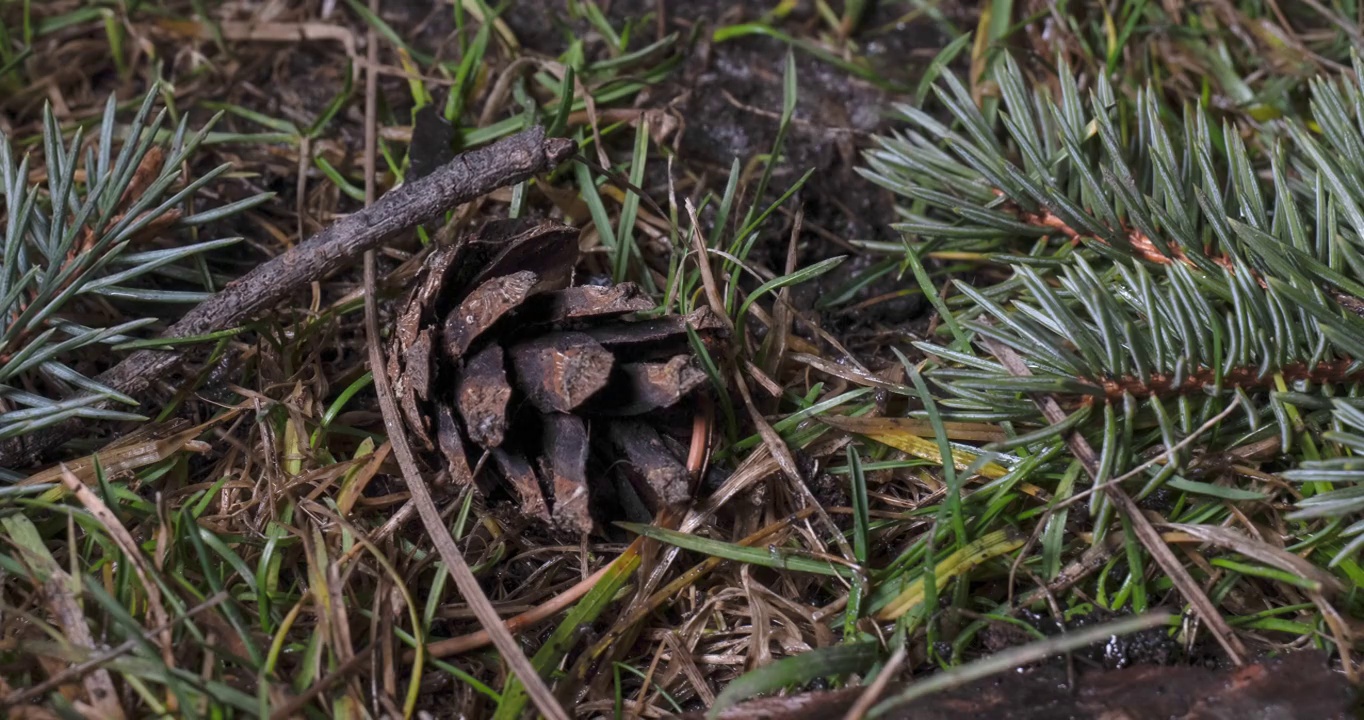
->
[[386, 218, 724, 533]]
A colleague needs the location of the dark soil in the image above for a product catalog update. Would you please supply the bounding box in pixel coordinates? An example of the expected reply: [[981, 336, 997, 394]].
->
[[499, 0, 964, 357], [689, 650, 1356, 720]]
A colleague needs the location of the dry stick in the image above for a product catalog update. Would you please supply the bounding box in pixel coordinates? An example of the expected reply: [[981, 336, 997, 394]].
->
[[980, 337, 1247, 664], [0, 127, 575, 470]]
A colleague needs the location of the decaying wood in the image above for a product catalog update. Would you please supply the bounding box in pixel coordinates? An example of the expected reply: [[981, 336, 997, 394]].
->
[[1, 127, 576, 471]]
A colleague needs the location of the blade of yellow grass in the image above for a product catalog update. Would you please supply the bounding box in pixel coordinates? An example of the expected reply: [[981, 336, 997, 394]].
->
[[822, 415, 1011, 479], [821, 415, 1008, 443], [457, 0, 520, 51], [875, 529, 1025, 620]]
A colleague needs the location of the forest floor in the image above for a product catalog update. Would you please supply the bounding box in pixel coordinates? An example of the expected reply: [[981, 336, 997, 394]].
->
[[0, 1, 1361, 718]]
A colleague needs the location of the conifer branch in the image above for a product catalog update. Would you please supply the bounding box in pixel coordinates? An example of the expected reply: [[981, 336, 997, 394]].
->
[[0, 87, 269, 452], [859, 48, 1364, 565]]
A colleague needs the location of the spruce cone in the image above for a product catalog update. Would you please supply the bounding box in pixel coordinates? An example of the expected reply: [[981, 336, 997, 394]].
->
[[386, 218, 724, 533]]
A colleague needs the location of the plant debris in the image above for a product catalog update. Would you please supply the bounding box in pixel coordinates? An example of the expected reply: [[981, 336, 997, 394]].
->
[[387, 217, 722, 533]]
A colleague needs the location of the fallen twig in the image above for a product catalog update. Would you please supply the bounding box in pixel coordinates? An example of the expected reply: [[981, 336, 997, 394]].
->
[[1, 127, 575, 470]]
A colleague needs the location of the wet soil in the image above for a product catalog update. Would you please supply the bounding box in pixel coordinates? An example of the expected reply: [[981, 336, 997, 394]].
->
[[687, 650, 1356, 720]]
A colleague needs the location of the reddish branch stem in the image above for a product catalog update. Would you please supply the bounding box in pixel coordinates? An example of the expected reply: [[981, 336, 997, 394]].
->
[[1093, 358, 1364, 403], [1007, 200, 1364, 402], [1015, 204, 1237, 275]]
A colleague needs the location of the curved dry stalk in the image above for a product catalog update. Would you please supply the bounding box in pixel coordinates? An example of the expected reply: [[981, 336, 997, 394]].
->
[[356, 16, 571, 717]]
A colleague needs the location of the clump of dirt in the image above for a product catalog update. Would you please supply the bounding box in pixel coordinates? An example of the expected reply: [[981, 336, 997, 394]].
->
[[978, 608, 1181, 671]]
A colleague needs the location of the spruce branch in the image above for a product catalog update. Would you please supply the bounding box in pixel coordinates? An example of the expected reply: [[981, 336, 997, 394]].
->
[[861, 48, 1364, 573], [0, 87, 269, 445], [864, 51, 1364, 411]]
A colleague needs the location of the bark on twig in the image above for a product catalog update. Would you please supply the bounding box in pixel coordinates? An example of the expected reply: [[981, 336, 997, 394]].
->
[[1, 127, 575, 471]]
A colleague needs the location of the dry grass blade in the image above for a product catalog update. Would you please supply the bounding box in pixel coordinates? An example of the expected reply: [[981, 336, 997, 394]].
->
[[0, 592, 228, 710], [787, 353, 914, 394], [980, 336, 1248, 664], [1161, 523, 1344, 597], [17, 414, 228, 488], [1162, 522, 1355, 678], [685, 199, 735, 334], [733, 366, 802, 484], [1, 515, 125, 719], [42, 579, 126, 720], [58, 466, 175, 670], [156, 18, 359, 60], [763, 207, 802, 384], [357, 4, 564, 714]]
